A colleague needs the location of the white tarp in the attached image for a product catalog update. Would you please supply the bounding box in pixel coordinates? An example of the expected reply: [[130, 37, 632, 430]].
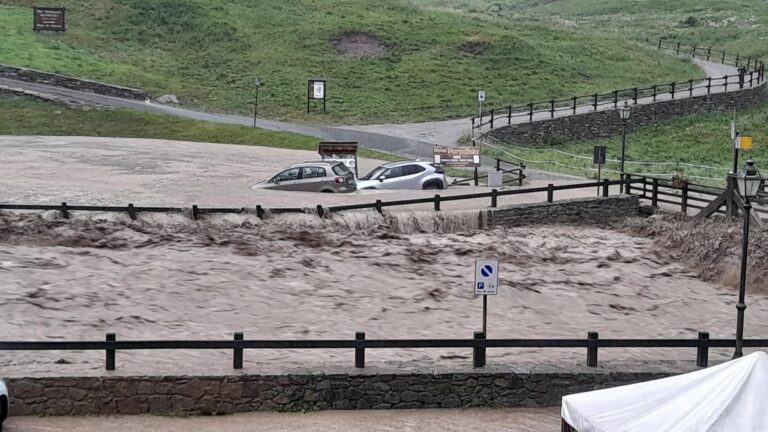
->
[[561, 351, 768, 432]]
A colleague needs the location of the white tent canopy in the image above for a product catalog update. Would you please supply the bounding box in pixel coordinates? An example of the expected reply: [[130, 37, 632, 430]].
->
[[561, 351, 768, 432]]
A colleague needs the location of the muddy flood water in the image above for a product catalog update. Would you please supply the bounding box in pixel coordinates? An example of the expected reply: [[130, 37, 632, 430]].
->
[[1, 211, 766, 377]]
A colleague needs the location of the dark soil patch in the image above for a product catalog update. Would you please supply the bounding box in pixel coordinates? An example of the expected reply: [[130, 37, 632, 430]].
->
[[331, 31, 386, 57], [459, 40, 491, 56]]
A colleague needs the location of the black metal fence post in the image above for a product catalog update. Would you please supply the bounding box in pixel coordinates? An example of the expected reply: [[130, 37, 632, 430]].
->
[[106, 332, 116, 371], [508, 105, 512, 125], [613, 90, 618, 107], [587, 331, 599, 367], [750, 72, 754, 87], [688, 80, 693, 96], [547, 184, 554, 203], [234, 332, 244, 369], [355, 332, 365, 368], [473, 331, 486, 368], [652, 85, 657, 101], [602, 179, 610, 197], [633, 87, 638, 104], [491, 189, 498, 208], [707, 77, 712, 94], [550, 99, 555, 118], [490, 109, 495, 129], [707, 48, 711, 61], [671, 82, 676, 99], [572, 96, 577, 114], [434, 195, 441, 211], [593, 93, 598, 111], [60, 202, 69, 219], [724, 75, 728, 91], [528, 102, 534, 122], [696, 331, 710, 367]]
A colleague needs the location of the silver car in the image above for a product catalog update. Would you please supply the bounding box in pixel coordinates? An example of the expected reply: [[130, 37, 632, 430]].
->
[[254, 161, 357, 193], [357, 161, 447, 190]]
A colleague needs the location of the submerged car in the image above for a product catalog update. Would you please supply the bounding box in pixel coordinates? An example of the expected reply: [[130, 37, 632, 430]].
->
[[0, 377, 7, 432], [253, 161, 356, 193], [356, 161, 447, 190]]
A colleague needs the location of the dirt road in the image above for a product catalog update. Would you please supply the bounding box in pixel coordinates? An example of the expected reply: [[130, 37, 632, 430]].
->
[[3, 408, 561, 432]]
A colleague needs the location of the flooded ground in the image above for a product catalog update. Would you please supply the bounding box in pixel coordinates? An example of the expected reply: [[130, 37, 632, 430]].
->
[[1, 212, 765, 377], [3, 408, 561, 432]]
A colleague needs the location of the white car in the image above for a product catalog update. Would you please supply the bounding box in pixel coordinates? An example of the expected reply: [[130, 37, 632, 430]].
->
[[356, 161, 447, 190], [0, 378, 7, 432]]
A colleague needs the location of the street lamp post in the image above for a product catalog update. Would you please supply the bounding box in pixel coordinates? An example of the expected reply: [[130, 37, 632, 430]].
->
[[618, 101, 632, 193], [733, 158, 764, 358], [253, 78, 264, 127]]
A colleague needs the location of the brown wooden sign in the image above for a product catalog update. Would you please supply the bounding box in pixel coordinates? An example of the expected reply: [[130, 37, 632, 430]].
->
[[433, 145, 481, 168], [33, 6, 66, 32]]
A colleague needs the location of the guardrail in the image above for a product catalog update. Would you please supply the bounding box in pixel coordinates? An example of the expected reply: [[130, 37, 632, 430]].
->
[[0, 179, 638, 219], [471, 40, 765, 130], [3, 331, 766, 371]]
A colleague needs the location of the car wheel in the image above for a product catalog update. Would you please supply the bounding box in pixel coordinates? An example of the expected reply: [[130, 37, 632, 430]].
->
[[0, 395, 6, 432], [422, 180, 443, 190]]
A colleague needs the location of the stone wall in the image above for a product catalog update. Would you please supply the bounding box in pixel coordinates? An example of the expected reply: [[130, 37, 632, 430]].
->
[[488, 85, 767, 145], [486, 196, 640, 228], [7, 365, 688, 416], [0, 64, 149, 100]]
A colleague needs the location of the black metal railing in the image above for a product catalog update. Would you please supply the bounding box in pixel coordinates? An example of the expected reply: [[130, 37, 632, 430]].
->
[[3, 331, 766, 371], [471, 40, 765, 130]]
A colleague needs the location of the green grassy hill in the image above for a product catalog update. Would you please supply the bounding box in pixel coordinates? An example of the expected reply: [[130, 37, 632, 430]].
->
[[483, 105, 768, 186], [0, 0, 698, 123], [419, 0, 768, 58]]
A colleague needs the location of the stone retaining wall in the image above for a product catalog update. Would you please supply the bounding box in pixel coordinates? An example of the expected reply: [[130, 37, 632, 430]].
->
[[488, 85, 767, 145], [7, 366, 687, 416], [0, 64, 149, 100], [486, 196, 640, 228]]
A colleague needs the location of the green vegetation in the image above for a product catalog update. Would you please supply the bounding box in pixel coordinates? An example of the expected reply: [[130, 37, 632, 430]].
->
[[482, 105, 768, 186], [0, 98, 397, 161], [0, 0, 698, 123], [418, 0, 768, 58]]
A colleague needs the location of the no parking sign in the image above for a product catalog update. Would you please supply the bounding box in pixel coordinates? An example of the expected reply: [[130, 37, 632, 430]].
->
[[474, 259, 499, 295]]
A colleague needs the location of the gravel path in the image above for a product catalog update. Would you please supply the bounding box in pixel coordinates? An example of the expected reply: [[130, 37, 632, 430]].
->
[[3, 408, 561, 432]]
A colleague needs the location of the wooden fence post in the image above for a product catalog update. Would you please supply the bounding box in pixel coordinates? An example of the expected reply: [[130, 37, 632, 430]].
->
[[316, 205, 325, 218], [689, 80, 693, 96], [550, 99, 555, 118], [633, 87, 638, 104], [696, 331, 710, 367], [602, 179, 610, 197], [192, 205, 199, 220], [256, 205, 265, 219], [625, 174, 632, 195], [491, 189, 498, 208], [681, 182, 689, 213], [508, 105, 512, 124], [473, 331, 486, 368], [355, 332, 365, 368], [587, 331, 599, 367], [106, 332, 116, 371], [572, 96, 577, 114], [490, 109, 495, 129], [547, 184, 554, 203], [657, 39, 662, 50], [671, 82, 676, 99], [60, 202, 69, 219], [127, 203, 137, 220], [613, 90, 618, 107], [233, 332, 244, 369], [724, 75, 728, 91], [434, 195, 441, 211], [528, 102, 534, 122], [707, 47, 711, 61], [652, 85, 657, 101], [593, 93, 598, 111], [652, 178, 659, 207], [707, 77, 712, 94], [375, 199, 383, 214], [676, 42, 680, 54]]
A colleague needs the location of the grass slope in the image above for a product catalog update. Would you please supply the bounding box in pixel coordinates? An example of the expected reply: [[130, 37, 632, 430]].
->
[[0, 0, 698, 123], [419, 0, 768, 58], [0, 97, 397, 161], [484, 105, 768, 185]]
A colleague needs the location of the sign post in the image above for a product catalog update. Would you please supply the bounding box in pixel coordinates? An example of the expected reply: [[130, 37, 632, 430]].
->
[[474, 259, 499, 335], [307, 79, 326, 114], [478, 90, 486, 121], [33, 6, 66, 32], [593, 146, 606, 196]]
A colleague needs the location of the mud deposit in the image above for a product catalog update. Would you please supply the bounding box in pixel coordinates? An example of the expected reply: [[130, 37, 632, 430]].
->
[[1, 213, 766, 376]]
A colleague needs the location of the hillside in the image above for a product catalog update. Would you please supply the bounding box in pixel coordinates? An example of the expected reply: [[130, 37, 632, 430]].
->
[[419, 0, 768, 58], [0, 0, 698, 123], [483, 104, 768, 185]]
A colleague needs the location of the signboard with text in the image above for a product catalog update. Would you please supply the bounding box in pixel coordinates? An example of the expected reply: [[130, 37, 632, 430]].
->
[[33, 6, 66, 32], [433, 146, 481, 168], [474, 259, 499, 295]]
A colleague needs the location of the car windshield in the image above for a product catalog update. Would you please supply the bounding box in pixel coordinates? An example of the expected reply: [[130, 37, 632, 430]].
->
[[361, 165, 389, 180]]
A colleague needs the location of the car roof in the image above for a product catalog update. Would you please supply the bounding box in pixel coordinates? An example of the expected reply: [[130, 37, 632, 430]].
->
[[378, 160, 429, 168], [288, 161, 340, 168]]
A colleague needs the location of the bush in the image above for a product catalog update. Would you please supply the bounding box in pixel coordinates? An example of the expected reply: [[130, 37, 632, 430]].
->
[[681, 16, 698, 27]]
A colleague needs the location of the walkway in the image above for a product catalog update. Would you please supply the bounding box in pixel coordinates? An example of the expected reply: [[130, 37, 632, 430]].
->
[[0, 59, 740, 159]]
